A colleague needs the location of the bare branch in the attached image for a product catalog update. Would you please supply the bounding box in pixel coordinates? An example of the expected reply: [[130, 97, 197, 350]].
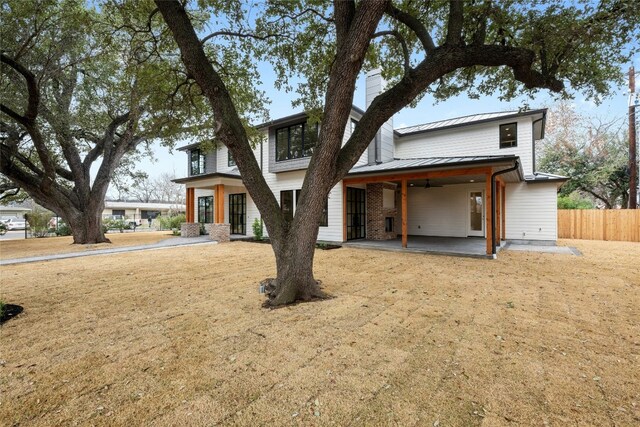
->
[[200, 30, 282, 45], [385, 3, 435, 51], [373, 30, 410, 72]]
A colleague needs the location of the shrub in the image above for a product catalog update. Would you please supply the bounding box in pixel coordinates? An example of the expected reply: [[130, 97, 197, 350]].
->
[[157, 214, 186, 231], [252, 218, 263, 240], [103, 218, 130, 233], [25, 210, 51, 238], [55, 222, 72, 236], [558, 193, 595, 209], [0, 222, 7, 235]]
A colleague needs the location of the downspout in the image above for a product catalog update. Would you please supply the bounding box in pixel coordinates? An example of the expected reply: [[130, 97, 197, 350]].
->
[[491, 160, 519, 255]]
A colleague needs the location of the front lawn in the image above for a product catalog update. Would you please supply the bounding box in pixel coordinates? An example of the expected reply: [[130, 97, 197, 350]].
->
[[1, 240, 638, 426], [0, 231, 177, 261]]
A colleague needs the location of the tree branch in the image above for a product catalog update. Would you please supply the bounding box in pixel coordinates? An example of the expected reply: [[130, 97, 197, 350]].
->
[[445, 0, 464, 46], [373, 30, 410, 73], [385, 3, 435, 51], [334, 0, 356, 51]]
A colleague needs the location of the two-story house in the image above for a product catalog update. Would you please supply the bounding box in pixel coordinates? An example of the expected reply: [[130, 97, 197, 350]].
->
[[173, 70, 566, 257]]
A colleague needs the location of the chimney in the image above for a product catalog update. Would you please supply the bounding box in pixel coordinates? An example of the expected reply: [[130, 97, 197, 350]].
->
[[365, 69, 393, 164]]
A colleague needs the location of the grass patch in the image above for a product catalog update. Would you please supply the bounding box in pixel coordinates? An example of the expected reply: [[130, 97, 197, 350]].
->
[[1, 239, 639, 425]]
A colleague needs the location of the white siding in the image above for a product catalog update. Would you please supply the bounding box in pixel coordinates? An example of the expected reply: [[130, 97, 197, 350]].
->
[[262, 169, 343, 242], [407, 183, 485, 237], [505, 182, 557, 241], [395, 117, 535, 175]]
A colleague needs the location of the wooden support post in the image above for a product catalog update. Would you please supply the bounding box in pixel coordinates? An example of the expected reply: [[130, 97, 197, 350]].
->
[[496, 184, 501, 246], [501, 182, 506, 240], [401, 179, 408, 248], [215, 184, 225, 223], [342, 181, 347, 242], [186, 187, 195, 222], [485, 173, 493, 255]]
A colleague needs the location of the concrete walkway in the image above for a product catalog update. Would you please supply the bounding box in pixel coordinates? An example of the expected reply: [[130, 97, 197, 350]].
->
[[0, 236, 216, 266], [503, 242, 581, 256]]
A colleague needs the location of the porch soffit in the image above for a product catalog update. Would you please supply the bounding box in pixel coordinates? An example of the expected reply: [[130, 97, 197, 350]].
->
[[183, 176, 243, 189]]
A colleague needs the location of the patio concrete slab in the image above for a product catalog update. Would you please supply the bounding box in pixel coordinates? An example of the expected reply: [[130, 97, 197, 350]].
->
[[343, 236, 500, 258]]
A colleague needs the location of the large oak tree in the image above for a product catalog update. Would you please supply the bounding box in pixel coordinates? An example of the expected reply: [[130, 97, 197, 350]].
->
[[154, 0, 638, 306], [0, 0, 260, 243]]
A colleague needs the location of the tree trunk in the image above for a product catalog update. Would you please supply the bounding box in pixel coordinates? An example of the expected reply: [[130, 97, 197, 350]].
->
[[66, 210, 110, 244], [264, 223, 326, 307]]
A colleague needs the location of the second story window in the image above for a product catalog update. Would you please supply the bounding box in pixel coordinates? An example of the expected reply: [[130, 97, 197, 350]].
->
[[350, 118, 358, 134], [190, 149, 205, 175], [499, 123, 517, 148], [228, 150, 236, 167], [276, 121, 318, 161]]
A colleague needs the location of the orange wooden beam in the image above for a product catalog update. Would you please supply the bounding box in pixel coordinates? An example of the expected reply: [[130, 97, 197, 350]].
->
[[401, 179, 408, 248], [342, 181, 347, 242], [343, 167, 492, 185], [485, 173, 493, 255], [496, 184, 501, 246], [186, 187, 195, 222], [215, 184, 225, 223], [501, 182, 506, 241]]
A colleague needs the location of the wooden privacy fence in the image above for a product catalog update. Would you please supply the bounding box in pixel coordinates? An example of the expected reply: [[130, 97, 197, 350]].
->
[[558, 209, 640, 242]]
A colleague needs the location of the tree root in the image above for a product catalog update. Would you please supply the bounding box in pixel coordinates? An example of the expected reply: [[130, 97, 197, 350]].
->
[[261, 278, 332, 308]]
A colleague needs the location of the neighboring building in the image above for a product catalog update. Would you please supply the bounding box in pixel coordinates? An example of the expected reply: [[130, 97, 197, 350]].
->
[[103, 201, 186, 225], [0, 206, 32, 218], [173, 70, 566, 257]]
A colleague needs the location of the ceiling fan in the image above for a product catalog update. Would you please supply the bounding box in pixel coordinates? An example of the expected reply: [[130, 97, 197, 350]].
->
[[424, 179, 443, 188]]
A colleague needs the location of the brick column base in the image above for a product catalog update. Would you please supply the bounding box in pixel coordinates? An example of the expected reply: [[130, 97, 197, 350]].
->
[[209, 224, 230, 242], [181, 223, 200, 237]]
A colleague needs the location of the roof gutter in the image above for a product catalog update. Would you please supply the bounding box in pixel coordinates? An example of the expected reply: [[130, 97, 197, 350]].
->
[[491, 160, 519, 256]]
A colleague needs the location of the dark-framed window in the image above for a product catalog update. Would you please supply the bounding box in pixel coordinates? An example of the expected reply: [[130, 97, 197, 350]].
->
[[499, 123, 517, 148], [198, 196, 213, 223], [293, 189, 327, 227], [112, 209, 125, 217], [280, 190, 294, 222], [141, 210, 160, 220], [190, 149, 206, 175], [275, 121, 319, 161], [228, 150, 236, 167], [229, 193, 246, 234]]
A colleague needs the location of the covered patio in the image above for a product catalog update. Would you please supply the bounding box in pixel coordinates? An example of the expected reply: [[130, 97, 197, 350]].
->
[[342, 156, 523, 257], [343, 235, 506, 258]]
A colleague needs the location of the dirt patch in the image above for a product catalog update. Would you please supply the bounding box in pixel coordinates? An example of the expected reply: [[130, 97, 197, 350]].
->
[[0, 231, 176, 260], [0, 239, 638, 426]]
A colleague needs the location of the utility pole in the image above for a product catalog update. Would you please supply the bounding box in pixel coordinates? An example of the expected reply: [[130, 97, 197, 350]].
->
[[630, 66, 637, 209]]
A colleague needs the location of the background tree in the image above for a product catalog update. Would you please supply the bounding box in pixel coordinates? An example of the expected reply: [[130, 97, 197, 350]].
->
[[0, 0, 223, 243], [539, 102, 631, 208], [153, 0, 638, 306]]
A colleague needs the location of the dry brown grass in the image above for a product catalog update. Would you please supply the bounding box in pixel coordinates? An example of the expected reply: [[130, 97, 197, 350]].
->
[[1, 239, 638, 426], [0, 231, 176, 261]]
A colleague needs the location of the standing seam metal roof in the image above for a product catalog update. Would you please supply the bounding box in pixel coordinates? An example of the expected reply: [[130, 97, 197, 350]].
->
[[348, 156, 518, 174], [394, 110, 546, 136]]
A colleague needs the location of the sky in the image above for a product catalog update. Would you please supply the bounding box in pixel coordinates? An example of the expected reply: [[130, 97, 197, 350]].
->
[[132, 55, 639, 184]]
